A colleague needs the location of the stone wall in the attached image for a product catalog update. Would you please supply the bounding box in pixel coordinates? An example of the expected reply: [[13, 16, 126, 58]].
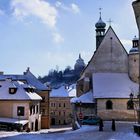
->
[[129, 53, 139, 83], [50, 97, 72, 125], [82, 27, 128, 77], [97, 99, 136, 121]]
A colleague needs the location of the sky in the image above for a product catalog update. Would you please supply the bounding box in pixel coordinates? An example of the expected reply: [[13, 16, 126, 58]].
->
[[0, 0, 138, 77]]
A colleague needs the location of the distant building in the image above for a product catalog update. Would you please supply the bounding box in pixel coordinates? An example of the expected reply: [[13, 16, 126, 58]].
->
[[74, 54, 85, 73], [0, 78, 42, 131], [50, 84, 76, 125], [71, 14, 139, 122], [0, 68, 51, 129]]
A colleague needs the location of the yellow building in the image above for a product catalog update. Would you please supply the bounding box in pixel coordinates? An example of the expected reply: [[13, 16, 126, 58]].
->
[[0, 79, 42, 131], [0, 68, 51, 129], [50, 85, 76, 125]]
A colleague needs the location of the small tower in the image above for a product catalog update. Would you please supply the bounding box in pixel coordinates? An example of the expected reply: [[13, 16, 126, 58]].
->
[[129, 36, 139, 83], [95, 9, 106, 49]]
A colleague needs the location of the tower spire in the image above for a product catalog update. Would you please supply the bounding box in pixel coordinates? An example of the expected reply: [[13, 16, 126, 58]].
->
[[95, 8, 106, 49], [99, 8, 102, 19]]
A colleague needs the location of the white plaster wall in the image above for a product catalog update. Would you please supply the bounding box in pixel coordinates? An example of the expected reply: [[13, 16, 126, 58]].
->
[[13, 103, 29, 119]]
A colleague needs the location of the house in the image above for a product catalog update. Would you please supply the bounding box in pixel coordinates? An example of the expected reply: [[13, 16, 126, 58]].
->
[[71, 14, 139, 122], [50, 84, 76, 125], [0, 78, 42, 131], [0, 68, 51, 129]]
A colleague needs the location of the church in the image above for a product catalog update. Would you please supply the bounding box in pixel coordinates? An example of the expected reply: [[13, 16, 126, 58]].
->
[[71, 13, 139, 121]]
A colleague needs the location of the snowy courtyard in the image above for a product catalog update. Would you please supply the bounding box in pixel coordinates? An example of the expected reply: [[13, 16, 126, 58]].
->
[[0, 121, 139, 140]]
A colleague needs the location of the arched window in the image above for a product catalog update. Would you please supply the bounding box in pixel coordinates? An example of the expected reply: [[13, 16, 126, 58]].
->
[[127, 100, 134, 110], [106, 100, 113, 110]]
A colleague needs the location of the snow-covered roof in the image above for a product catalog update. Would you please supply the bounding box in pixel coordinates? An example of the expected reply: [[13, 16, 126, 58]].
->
[[0, 69, 49, 91], [0, 79, 42, 100], [50, 84, 76, 97], [0, 117, 28, 125], [71, 91, 94, 103], [93, 73, 139, 98]]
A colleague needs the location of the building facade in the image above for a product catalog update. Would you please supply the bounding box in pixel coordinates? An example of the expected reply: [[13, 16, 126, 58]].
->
[[0, 68, 51, 129], [0, 79, 42, 131], [72, 14, 139, 122], [50, 85, 76, 125]]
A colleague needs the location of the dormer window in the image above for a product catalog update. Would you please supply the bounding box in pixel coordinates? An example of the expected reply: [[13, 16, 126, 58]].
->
[[9, 88, 17, 94], [24, 88, 30, 92], [24, 88, 34, 93]]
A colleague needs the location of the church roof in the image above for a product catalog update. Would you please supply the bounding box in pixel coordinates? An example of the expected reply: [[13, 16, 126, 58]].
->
[[71, 90, 94, 103], [92, 73, 138, 98], [80, 26, 128, 78]]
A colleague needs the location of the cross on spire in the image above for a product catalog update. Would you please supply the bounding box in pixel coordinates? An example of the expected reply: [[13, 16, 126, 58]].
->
[[99, 8, 102, 18], [107, 18, 113, 26]]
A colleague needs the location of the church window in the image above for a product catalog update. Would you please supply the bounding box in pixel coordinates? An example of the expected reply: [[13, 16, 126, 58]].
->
[[127, 100, 134, 110], [106, 100, 113, 110]]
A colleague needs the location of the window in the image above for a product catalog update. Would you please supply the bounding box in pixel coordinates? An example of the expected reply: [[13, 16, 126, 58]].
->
[[17, 106, 24, 116], [42, 109, 45, 115], [127, 100, 134, 110], [59, 111, 61, 116], [51, 103, 53, 107], [59, 103, 61, 107], [30, 106, 33, 115], [41, 96, 45, 102], [106, 100, 113, 110], [64, 103, 65, 107], [36, 105, 39, 113], [33, 106, 35, 114], [9, 88, 17, 94]]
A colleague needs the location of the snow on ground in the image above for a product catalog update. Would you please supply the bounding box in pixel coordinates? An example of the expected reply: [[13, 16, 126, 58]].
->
[[0, 122, 140, 140]]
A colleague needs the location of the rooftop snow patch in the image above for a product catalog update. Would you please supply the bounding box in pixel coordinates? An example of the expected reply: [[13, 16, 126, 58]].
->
[[50, 84, 76, 97], [93, 73, 139, 98], [0, 80, 42, 100], [0, 117, 28, 125], [71, 91, 94, 103]]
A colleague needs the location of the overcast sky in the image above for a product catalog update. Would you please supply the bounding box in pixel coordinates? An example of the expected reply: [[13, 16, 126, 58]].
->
[[0, 0, 137, 76]]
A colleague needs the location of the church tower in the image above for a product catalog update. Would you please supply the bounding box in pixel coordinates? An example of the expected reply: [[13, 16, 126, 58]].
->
[[129, 36, 139, 83], [95, 10, 106, 49]]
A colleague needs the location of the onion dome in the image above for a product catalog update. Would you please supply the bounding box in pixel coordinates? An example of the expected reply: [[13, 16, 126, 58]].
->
[[95, 16, 106, 29]]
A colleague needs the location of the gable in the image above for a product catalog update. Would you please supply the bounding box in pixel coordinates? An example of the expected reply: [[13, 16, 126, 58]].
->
[[82, 27, 128, 77]]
